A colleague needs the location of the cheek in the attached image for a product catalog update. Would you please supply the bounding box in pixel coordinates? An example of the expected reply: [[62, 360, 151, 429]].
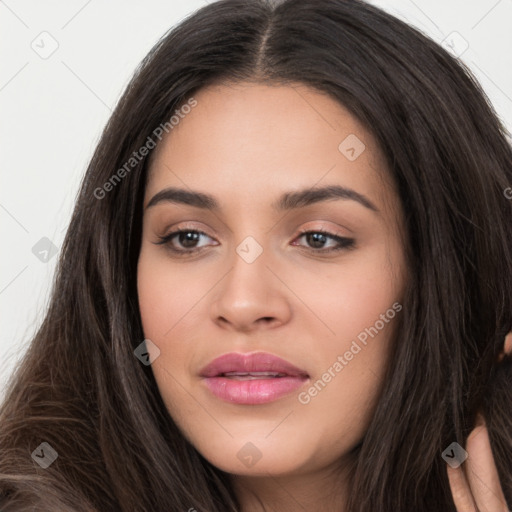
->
[[137, 248, 206, 340], [136, 251, 200, 422], [290, 246, 402, 348], [288, 248, 401, 428], [136, 248, 214, 401]]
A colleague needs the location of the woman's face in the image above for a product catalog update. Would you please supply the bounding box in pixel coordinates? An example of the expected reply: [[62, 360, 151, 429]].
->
[[137, 82, 407, 479]]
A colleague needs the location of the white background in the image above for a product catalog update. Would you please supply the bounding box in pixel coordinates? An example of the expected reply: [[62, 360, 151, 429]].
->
[[1, 0, 511, 401]]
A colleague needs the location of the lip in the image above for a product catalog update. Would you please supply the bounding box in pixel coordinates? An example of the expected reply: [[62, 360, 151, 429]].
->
[[199, 352, 310, 405]]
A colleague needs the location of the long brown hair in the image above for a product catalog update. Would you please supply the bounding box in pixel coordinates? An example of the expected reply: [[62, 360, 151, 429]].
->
[[1, 0, 511, 510]]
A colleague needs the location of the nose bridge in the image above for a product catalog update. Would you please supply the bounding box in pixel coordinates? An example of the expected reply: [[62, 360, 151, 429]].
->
[[235, 234, 266, 266], [227, 233, 271, 294], [210, 230, 291, 329]]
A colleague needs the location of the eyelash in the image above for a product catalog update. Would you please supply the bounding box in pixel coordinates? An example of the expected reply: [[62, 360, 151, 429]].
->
[[155, 227, 355, 257]]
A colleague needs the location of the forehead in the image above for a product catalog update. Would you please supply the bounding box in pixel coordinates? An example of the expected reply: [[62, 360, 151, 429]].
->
[[145, 82, 395, 215]]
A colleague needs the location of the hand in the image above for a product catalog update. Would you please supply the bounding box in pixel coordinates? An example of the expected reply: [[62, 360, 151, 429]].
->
[[446, 332, 512, 512], [447, 414, 509, 511]]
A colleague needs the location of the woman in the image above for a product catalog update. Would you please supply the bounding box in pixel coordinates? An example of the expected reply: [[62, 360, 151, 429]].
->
[[1, 0, 511, 510]]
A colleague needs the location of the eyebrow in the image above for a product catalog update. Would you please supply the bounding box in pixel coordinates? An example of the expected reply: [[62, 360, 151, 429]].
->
[[145, 184, 379, 213]]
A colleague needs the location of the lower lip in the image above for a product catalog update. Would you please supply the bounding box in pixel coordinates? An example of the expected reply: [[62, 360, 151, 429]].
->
[[203, 376, 309, 405]]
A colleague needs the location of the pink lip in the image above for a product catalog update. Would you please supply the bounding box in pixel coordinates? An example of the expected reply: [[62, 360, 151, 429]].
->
[[199, 352, 309, 405]]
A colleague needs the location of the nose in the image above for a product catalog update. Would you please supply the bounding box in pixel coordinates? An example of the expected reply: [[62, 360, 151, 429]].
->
[[210, 241, 292, 333]]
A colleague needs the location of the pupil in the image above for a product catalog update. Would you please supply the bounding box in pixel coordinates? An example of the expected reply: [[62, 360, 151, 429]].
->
[[308, 233, 326, 248], [180, 232, 199, 248]]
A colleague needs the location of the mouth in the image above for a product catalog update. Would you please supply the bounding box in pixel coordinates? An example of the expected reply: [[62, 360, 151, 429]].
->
[[199, 352, 310, 405], [220, 371, 288, 380]]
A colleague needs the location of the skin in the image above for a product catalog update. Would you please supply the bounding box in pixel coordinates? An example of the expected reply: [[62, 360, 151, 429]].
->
[[449, 415, 509, 512], [448, 332, 512, 512], [136, 82, 508, 511]]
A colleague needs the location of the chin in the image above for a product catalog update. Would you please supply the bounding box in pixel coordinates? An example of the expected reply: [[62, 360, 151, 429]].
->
[[192, 434, 313, 476]]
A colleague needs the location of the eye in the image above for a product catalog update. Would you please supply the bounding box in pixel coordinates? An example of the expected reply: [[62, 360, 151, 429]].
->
[[155, 229, 216, 255], [154, 227, 355, 256], [292, 229, 355, 253]]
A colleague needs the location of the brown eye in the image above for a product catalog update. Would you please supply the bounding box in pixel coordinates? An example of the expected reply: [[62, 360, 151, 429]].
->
[[292, 229, 355, 253], [153, 228, 355, 257], [155, 229, 216, 254]]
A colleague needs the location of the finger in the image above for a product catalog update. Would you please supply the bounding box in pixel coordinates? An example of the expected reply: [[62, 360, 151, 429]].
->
[[504, 332, 512, 355], [447, 463, 477, 512], [497, 332, 512, 362], [465, 416, 508, 512]]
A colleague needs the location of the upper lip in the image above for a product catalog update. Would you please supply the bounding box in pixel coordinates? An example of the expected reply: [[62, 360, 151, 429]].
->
[[199, 352, 309, 378]]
